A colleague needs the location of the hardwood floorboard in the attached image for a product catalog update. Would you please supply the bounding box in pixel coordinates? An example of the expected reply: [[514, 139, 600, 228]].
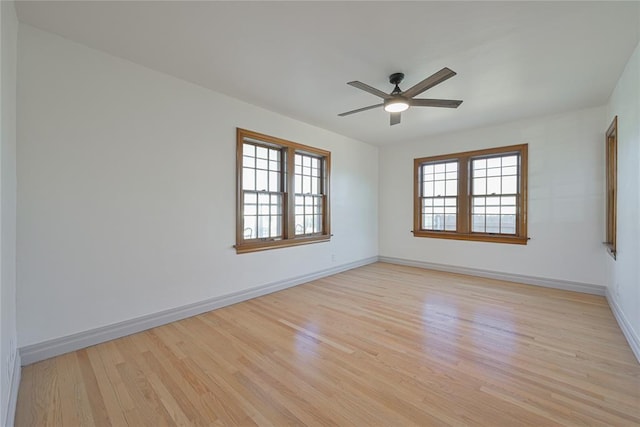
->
[[15, 262, 640, 426]]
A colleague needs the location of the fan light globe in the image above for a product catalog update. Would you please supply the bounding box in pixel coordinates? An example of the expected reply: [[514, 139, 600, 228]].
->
[[384, 100, 409, 113]]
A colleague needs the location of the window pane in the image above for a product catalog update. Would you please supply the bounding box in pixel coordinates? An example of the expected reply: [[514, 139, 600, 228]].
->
[[445, 215, 456, 231], [269, 171, 279, 192], [295, 175, 302, 193], [502, 166, 517, 176], [502, 175, 517, 194], [243, 143, 255, 157], [473, 159, 486, 169], [269, 148, 280, 162], [243, 156, 255, 168], [472, 215, 485, 232], [270, 215, 281, 237], [256, 146, 268, 159], [502, 196, 516, 206], [487, 177, 501, 195], [256, 170, 268, 191], [256, 158, 268, 170], [434, 181, 445, 197], [446, 180, 457, 196], [424, 181, 434, 197], [486, 196, 500, 206], [486, 215, 500, 233], [487, 167, 501, 177], [502, 155, 517, 166], [473, 178, 486, 195], [244, 204, 256, 216], [243, 168, 255, 191], [243, 215, 257, 239], [487, 157, 501, 168]]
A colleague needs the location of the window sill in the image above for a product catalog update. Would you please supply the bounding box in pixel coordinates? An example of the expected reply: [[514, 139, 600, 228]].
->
[[235, 235, 331, 254], [413, 230, 528, 245]]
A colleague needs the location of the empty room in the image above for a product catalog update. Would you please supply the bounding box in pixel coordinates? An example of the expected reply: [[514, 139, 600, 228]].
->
[[1, 1, 639, 425]]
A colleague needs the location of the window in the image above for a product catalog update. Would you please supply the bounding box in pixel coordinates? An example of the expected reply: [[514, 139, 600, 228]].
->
[[605, 117, 617, 259], [414, 144, 528, 244], [236, 128, 330, 253]]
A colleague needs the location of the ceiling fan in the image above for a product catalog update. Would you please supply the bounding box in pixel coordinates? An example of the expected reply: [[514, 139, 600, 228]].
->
[[338, 68, 463, 126]]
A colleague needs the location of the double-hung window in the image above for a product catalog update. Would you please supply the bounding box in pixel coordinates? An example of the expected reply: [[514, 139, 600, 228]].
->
[[414, 144, 528, 244], [236, 128, 330, 253], [605, 117, 617, 259]]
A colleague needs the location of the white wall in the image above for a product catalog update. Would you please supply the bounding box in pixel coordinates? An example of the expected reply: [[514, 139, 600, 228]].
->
[[379, 106, 606, 286], [16, 25, 378, 348], [0, 1, 19, 425], [606, 41, 640, 348]]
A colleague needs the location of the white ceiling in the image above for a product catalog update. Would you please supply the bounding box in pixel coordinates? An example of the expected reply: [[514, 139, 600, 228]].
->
[[15, 1, 640, 146]]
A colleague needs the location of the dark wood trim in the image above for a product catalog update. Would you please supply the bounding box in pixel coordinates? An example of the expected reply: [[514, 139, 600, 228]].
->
[[412, 230, 528, 245], [458, 157, 470, 234], [413, 144, 528, 244], [605, 116, 617, 260], [518, 144, 528, 239], [236, 128, 331, 254], [236, 128, 245, 248]]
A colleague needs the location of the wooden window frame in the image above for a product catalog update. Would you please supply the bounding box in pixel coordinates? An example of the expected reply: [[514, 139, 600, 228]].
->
[[413, 144, 528, 244], [605, 117, 617, 259], [236, 128, 331, 254]]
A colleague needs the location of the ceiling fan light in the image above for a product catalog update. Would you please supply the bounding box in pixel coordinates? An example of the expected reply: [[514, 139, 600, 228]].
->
[[384, 99, 409, 113]]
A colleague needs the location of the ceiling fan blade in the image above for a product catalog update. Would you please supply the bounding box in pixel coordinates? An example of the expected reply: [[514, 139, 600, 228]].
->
[[347, 81, 392, 99], [390, 112, 401, 126], [410, 99, 463, 108], [338, 103, 383, 117], [401, 68, 457, 99]]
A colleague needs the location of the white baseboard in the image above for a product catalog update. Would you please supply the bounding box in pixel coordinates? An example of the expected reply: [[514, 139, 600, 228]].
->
[[20, 257, 378, 366], [5, 351, 21, 427], [606, 288, 640, 364], [378, 256, 606, 296]]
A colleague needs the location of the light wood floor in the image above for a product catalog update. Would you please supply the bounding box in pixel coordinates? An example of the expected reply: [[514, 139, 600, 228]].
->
[[16, 262, 640, 426]]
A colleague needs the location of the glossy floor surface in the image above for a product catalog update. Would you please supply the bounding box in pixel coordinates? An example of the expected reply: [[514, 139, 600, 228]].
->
[[16, 262, 640, 426]]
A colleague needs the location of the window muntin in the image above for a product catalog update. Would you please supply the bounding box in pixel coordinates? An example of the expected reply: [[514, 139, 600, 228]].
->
[[414, 144, 527, 244], [236, 129, 331, 253]]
